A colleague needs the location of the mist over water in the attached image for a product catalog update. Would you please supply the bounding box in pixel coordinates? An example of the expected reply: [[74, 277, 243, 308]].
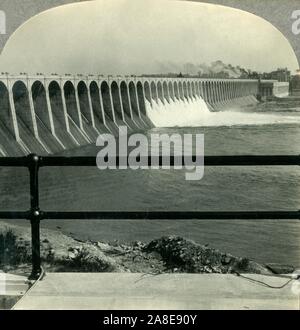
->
[[146, 97, 300, 127]]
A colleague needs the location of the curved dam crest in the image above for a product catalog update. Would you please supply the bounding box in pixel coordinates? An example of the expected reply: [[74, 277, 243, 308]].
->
[[0, 75, 288, 156]]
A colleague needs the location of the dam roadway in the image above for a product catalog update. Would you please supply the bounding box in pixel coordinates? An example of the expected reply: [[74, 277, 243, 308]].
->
[[0, 74, 264, 156]]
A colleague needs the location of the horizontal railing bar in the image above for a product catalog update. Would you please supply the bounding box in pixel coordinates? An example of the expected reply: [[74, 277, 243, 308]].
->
[[42, 211, 300, 220], [0, 210, 297, 220], [0, 157, 29, 167], [204, 155, 300, 166], [0, 210, 299, 220], [40, 156, 96, 167], [0, 155, 299, 167], [40, 155, 300, 167], [0, 211, 29, 219]]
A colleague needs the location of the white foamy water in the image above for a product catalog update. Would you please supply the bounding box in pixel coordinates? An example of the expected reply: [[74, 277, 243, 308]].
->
[[145, 97, 300, 127]]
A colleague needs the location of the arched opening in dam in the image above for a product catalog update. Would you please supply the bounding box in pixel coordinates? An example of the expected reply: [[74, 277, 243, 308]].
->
[[12, 81, 33, 135], [231, 82, 235, 99], [0, 82, 15, 138], [128, 82, 139, 119], [199, 82, 203, 99], [223, 82, 227, 101], [111, 81, 124, 124], [191, 82, 194, 98], [234, 81, 238, 98], [183, 82, 188, 101], [241, 83, 245, 97], [201, 82, 206, 101], [197, 82, 202, 98], [157, 81, 164, 104], [216, 81, 221, 103], [100, 81, 115, 124], [213, 82, 217, 103], [208, 82, 213, 103], [174, 82, 179, 100], [212, 81, 216, 102], [196, 81, 200, 98], [226, 82, 230, 99], [77, 81, 98, 141], [150, 82, 158, 104], [230, 81, 234, 99], [233, 81, 237, 98], [144, 81, 151, 104], [194, 82, 198, 98], [229, 81, 233, 99], [220, 82, 224, 102], [32, 81, 51, 131], [49, 81, 64, 125], [210, 82, 215, 103], [63, 81, 89, 145], [137, 81, 152, 127], [136, 81, 147, 116], [202, 82, 206, 102], [187, 82, 191, 99], [190, 82, 194, 98], [217, 82, 221, 102], [191, 82, 196, 99], [168, 82, 174, 101], [162, 81, 169, 103], [199, 82, 203, 98], [48, 81, 75, 149], [12, 81, 45, 153], [225, 82, 229, 101], [89, 81, 105, 130], [215, 81, 219, 102], [221, 82, 225, 101], [120, 81, 132, 118], [64, 81, 80, 127], [219, 82, 223, 102], [178, 82, 183, 101], [78, 81, 92, 125], [217, 81, 221, 102], [224, 82, 229, 101], [0, 82, 22, 155], [231, 81, 234, 99], [31, 81, 62, 153]]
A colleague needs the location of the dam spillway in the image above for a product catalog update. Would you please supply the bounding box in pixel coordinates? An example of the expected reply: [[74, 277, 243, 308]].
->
[[0, 75, 285, 156]]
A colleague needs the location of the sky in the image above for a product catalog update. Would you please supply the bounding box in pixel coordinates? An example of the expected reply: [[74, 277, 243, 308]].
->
[[0, 0, 298, 75]]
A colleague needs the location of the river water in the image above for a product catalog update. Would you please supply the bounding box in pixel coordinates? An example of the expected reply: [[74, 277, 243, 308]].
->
[[1, 97, 300, 267]]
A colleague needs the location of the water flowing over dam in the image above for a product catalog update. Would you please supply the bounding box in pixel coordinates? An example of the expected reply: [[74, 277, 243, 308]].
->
[[0, 75, 288, 156]]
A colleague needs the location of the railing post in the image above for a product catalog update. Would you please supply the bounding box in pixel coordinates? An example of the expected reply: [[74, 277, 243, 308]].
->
[[27, 154, 42, 280]]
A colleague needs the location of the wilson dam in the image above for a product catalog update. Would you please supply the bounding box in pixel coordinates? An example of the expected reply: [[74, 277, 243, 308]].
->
[[0, 75, 289, 156]]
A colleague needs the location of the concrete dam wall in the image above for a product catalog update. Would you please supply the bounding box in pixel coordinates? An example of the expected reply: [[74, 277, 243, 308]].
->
[[0, 75, 260, 156]]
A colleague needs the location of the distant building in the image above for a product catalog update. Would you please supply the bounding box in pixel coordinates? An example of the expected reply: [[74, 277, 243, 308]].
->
[[290, 70, 300, 96], [261, 68, 291, 82]]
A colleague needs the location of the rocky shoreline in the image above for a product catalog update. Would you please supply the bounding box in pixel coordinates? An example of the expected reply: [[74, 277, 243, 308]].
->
[[0, 221, 294, 276]]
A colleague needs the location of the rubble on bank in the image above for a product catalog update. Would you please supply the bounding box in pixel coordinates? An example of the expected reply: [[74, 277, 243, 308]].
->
[[0, 222, 292, 276]]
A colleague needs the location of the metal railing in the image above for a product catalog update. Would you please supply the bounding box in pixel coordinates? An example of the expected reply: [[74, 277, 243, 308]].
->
[[0, 154, 299, 279]]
